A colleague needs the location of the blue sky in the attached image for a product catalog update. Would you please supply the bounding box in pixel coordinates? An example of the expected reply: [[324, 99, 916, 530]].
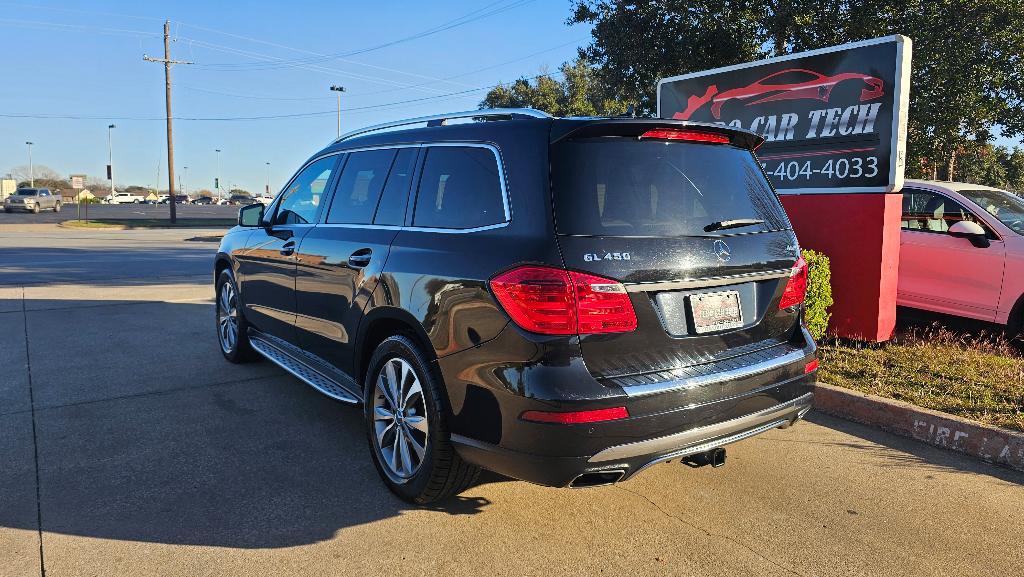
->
[[0, 1, 588, 193]]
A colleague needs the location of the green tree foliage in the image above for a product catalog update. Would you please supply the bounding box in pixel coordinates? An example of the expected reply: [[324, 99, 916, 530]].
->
[[480, 58, 630, 116], [802, 249, 833, 340], [568, 0, 1024, 185]]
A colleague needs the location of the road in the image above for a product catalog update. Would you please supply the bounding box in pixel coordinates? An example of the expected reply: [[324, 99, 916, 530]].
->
[[1, 225, 1022, 577], [0, 203, 239, 224]]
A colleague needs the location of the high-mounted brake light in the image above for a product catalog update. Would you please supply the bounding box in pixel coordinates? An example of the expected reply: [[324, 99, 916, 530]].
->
[[779, 256, 809, 309], [490, 265, 638, 335], [521, 406, 629, 424], [639, 128, 731, 144]]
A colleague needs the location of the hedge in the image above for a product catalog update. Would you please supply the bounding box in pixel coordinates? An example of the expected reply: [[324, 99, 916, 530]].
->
[[803, 249, 833, 340]]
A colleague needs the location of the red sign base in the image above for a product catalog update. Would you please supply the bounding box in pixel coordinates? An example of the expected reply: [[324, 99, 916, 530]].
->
[[779, 193, 902, 342]]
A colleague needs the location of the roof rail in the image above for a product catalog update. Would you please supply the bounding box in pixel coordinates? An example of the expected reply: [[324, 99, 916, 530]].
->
[[333, 108, 551, 143]]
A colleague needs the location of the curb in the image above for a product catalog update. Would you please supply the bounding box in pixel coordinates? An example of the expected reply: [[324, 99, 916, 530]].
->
[[812, 382, 1024, 472]]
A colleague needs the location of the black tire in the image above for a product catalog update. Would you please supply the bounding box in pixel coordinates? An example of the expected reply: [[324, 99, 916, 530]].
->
[[3, 208, 10, 213], [53, 201, 61, 213], [215, 269, 258, 363], [363, 335, 479, 504]]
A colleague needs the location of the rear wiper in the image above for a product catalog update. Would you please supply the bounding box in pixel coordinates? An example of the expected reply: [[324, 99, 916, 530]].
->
[[703, 218, 765, 232]]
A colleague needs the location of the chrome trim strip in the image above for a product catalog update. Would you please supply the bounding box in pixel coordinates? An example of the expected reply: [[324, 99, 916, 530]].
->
[[624, 269, 791, 293], [589, 392, 813, 463], [333, 108, 551, 143], [621, 347, 807, 398]]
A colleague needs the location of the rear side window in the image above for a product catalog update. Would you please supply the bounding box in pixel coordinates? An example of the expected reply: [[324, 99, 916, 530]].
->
[[413, 146, 505, 229], [550, 140, 789, 236], [326, 149, 396, 224]]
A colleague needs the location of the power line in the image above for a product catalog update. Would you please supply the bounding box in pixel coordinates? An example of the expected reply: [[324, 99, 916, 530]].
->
[[0, 70, 565, 122], [183, 0, 535, 71]]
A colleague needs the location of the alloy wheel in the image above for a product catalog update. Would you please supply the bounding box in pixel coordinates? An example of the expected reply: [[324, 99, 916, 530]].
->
[[217, 281, 239, 354], [372, 357, 429, 482]]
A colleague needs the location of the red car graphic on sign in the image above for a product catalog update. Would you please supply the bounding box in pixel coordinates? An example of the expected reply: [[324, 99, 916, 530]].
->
[[672, 68, 885, 120]]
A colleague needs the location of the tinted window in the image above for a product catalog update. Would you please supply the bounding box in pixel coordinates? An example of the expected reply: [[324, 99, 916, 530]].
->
[[274, 156, 337, 225], [374, 148, 417, 226], [327, 149, 396, 225], [551, 140, 789, 236], [413, 147, 504, 229]]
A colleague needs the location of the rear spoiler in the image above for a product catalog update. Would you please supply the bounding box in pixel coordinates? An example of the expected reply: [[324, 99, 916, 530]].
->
[[549, 118, 764, 151]]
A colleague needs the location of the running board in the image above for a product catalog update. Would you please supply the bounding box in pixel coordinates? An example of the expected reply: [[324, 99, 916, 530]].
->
[[249, 335, 361, 404]]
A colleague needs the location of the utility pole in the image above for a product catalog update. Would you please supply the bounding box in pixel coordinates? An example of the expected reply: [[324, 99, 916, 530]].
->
[[25, 142, 33, 187], [107, 124, 116, 197], [144, 20, 192, 223], [330, 85, 345, 138]]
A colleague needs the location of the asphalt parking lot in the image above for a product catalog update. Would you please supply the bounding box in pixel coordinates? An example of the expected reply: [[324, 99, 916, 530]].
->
[[1, 225, 1022, 577], [0, 203, 239, 224]]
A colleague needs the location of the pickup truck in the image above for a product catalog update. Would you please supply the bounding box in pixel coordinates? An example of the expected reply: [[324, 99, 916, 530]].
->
[[106, 192, 145, 204], [3, 188, 61, 213]]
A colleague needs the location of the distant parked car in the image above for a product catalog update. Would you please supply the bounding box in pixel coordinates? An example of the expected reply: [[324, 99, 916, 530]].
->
[[192, 196, 216, 205], [899, 180, 1024, 335], [107, 192, 145, 204], [225, 194, 256, 205], [254, 194, 275, 205], [4, 188, 61, 213], [158, 195, 190, 204]]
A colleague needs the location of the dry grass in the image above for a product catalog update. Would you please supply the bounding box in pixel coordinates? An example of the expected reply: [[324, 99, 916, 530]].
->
[[819, 323, 1024, 432]]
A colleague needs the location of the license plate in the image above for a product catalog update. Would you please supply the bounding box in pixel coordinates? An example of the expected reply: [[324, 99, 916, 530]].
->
[[690, 290, 743, 334]]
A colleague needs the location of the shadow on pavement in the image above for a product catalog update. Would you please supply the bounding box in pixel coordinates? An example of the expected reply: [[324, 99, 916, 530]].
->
[[0, 246, 215, 285], [1, 298, 502, 550], [805, 412, 1024, 485]]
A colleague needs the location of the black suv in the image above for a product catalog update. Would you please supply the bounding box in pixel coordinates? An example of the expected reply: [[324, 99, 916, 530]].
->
[[214, 108, 816, 503]]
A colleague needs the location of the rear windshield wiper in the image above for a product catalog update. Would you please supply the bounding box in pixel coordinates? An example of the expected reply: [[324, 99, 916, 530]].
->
[[703, 218, 765, 232]]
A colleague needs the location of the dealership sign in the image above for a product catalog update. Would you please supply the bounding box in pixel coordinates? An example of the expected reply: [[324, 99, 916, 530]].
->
[[658, 36, 911, 193]]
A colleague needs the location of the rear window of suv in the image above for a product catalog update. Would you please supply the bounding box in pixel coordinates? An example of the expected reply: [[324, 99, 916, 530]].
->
[[550, 139, 789, 237]]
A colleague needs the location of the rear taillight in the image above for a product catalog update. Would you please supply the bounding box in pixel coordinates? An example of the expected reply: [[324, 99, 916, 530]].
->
[[804, 359, 819, 374], [521, 406, 629, 424], [639, 128, 731, 144], [490, 265, 638, 335], [779, 256, 808, 309]]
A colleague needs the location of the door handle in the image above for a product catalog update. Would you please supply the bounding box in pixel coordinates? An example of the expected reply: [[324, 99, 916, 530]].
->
[[348, 249, 372, 268], [280, 240, 296, 256]]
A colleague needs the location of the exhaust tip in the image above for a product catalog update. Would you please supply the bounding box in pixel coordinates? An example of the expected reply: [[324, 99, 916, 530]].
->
[[569, 469, 625, 488], [682, 447, 727, 468]]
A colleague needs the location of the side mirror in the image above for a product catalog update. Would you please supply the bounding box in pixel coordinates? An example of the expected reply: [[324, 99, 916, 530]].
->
[[948, 220, 990, 248], [238, 203, 265, 227]]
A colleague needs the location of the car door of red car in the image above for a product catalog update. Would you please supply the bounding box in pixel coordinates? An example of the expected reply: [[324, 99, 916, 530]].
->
[[898, 188, 1006, 321]]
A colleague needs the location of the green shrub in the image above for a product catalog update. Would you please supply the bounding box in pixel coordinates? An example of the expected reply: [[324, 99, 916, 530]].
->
[[802, 249, 833, 340]]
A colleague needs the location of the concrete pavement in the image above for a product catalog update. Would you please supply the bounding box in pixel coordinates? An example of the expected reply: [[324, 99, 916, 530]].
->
[[1, 226, 1022, 577]]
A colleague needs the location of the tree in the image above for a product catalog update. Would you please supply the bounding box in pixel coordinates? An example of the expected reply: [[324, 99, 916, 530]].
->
[[228, 188, 251, 197], [568, 0, 848, 115], [568, 0, 1024, 182], [481, 58, 629, 116], [9, 164, 61, 186]]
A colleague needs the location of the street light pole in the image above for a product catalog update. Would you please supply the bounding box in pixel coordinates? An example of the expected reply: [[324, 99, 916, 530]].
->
[[215, 148, 221, 199], [107, 124, 116, 197], [183, 166, 188, 198], [330, 85, 346, 138], [25, 142, 33, 187], [265, 162, 270, 195]]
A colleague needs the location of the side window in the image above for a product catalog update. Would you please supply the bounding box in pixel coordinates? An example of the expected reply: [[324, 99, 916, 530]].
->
[[412, 146, 505, 229], [274, 156, 338, 225], [326, 149, 396, 224], [373, 148, 417, 226], [901, 190, 988, 235]]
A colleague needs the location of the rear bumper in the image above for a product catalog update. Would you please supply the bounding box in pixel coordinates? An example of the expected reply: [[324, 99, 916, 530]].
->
[[451, 386, 813, 487]]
